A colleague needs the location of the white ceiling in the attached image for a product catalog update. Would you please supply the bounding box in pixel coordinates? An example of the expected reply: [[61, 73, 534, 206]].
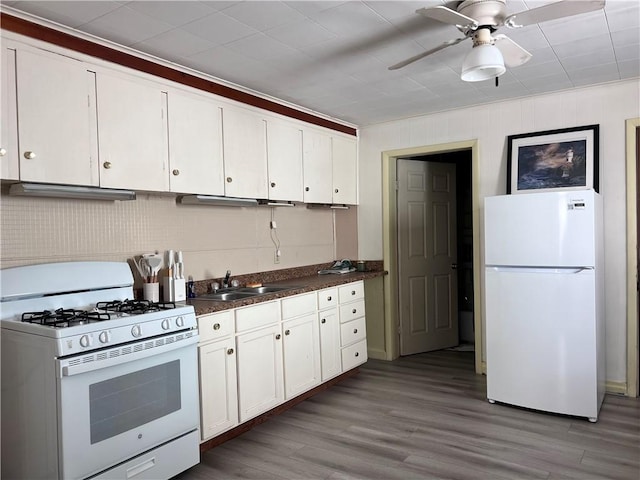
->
[[3, 0, 639, 127]]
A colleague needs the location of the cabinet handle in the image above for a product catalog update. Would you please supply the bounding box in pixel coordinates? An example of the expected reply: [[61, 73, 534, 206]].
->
[[213, 323, 220, 330], [270, 182, 276, 187], [305, 186, 309, 191], [353, 328, 358, 334], [321, 318, 326, 324], [172, 169, 180, 176], [0, 147, 6, 157], [275, 334, 281, 340], [227, 348, 234, 355], [226, 177, 232, 183], [24, 151, 36, 159], [327, 296, 332, 301], [352, 308, 357, 314], [103, 161, 112, 169], [285, 329, 291, 336], [355, 352, 359, 357], [351, 290, 356, 295], [335, 188, 339, 193]]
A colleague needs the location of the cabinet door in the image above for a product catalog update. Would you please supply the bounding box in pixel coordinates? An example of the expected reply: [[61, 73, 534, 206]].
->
[[199, 338, 238, 441], [16, 48, 97, 186], [236, 324, 284, 422], [266, 119, 303, 201], [0, 46, 18, 180], [332, 136, 357, 204], [168, 90, 224, 195], [282, 313, 321, 399], [302, 128, 332, 203], [222, 106, 267, 199], [318, 308, 342, 381], [96, 72, 168, 191]]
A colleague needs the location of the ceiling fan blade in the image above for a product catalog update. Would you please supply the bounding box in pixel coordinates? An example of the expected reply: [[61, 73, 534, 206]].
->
[[388, 37, 468, 71], [505, 0, 605, 28], [416, 6, 479, 30], [493, 34, 532, 68]]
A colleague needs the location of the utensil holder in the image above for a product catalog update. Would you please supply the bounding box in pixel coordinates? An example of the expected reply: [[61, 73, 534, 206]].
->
[[143, 282, 159, 302]]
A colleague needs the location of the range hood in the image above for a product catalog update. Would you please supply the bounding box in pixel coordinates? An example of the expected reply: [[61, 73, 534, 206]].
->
[[9, 183, 136, 201], [306, 203, 350, 210], [257, 199, 296, 207], [178, 195, 258, 207]]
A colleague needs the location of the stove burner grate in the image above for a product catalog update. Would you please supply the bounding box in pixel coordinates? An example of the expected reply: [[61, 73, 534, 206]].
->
[[96, 299, 176, 315], [22, 308, 112, 328]]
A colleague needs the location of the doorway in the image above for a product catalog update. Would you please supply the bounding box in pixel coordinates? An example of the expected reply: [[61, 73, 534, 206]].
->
[[381, 139, 483, 374], [397, 150, 473, 356]]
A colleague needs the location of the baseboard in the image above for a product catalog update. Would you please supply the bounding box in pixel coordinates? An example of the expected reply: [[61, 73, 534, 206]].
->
[[367, 348, 387, 360], [605, 381, 627, 395]]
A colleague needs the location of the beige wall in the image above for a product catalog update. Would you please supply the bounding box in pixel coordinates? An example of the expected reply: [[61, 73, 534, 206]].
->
[[357, 79, 640, 387], [0, 190, 357, 283]]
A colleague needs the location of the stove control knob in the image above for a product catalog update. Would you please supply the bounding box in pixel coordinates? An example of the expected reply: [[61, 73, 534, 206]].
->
[[161, 319, 171, 330], [131, 325, 142, 338], [80, 334, 93, 348], [98, 331, 111, 344], [176, 316, 185, 328]]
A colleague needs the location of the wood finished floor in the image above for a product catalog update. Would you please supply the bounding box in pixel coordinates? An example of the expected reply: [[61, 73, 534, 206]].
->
[[176, 351, 640, 480]]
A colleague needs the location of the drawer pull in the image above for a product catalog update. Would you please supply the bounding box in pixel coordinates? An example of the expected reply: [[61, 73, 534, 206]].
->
[[213, 323, 221, 330], [351, 290, 356, 295], [275, 334, 281, 340], [353, 328, 358, 334], [24, 151, 36, 159], [172, 169, 180, 176], [352, 308, 357, 314], [227, 348, 234, 355], [327, 296, 332, 301], [285, 329, 291, 336], [321, 318, 326, 324], [355, 352, 359, 357]]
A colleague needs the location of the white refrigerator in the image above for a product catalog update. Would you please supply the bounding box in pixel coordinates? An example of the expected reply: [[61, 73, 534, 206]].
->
[[484, 190, 605, 422]]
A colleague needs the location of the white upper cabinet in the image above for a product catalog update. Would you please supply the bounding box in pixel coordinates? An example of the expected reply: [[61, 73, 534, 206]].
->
[[15, 48, 98, 186], [266, 119, 303, 202], [167, 89, 224, 195], [332, 136, 357, 205], [96, 72, 169, 191], [302, 128, 333, 203], [1, 46, 18, 181], [222, 106, 268, 199]]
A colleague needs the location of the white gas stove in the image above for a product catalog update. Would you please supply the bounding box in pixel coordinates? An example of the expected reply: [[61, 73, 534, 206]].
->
[[1, 261, 200, 480]]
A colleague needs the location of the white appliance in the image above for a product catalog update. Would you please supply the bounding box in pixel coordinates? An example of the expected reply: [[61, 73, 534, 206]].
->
[[484, 190, 605, 422], [1, 262, 200, 479]]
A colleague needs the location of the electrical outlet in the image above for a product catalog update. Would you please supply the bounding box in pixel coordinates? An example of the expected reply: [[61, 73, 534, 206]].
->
[[270, 221, 277, 229]]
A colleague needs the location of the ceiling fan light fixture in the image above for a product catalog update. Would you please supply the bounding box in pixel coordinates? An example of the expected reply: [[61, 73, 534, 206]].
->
[[461, 43, 506, 82]]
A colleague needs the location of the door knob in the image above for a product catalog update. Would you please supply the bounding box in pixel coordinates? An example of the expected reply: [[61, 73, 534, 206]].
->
[[451, 263, 458, 270]]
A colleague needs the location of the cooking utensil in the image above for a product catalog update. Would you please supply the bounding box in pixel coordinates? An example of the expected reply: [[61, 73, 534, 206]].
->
[[146, 256, 162, 283]]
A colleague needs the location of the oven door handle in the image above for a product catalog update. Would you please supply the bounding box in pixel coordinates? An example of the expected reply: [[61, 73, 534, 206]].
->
[[58, 333, 199, 377]]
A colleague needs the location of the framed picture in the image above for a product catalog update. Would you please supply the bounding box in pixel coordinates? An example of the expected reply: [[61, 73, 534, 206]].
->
[[506, 124, 599, 194]]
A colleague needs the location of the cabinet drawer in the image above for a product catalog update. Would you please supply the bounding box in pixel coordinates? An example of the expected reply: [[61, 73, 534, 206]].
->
[[281, 292, 316, 320], [235, 301, 279, 333], [341, 339, 367, 371], [317, 287, 337, 310], [198, 310, 234, 344], [339, 299, 365, 323], [338, 281, 364, 303], [340, 316, 366, 347]]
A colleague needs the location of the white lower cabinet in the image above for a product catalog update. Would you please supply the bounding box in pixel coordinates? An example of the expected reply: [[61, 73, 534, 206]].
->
[[317, 287, 341, 381], [338, 281, 368, 370], [198, 311, 238, 442], [236, 323, 284, 422], [282, 313, 321, 399]]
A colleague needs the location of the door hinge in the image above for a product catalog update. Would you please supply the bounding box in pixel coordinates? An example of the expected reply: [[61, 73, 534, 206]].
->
[[395, 180, 399, 191]]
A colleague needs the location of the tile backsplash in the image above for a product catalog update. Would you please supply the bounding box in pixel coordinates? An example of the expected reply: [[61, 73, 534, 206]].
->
[[0, 190, 357, 282]]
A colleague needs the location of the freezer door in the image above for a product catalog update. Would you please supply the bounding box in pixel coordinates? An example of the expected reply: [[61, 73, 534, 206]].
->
[[484, 191, 599, 267], [485, 267, 600, 419]]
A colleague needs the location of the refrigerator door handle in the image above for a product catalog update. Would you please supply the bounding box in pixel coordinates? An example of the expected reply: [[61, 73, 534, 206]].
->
[[487, 266, 594, 274]]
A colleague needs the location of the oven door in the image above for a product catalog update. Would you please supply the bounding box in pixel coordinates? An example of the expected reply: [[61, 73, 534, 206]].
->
[[56, 333, 199, 480]]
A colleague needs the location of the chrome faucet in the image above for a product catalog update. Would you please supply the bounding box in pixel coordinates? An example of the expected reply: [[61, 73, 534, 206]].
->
[[222, 270, 231, 288]]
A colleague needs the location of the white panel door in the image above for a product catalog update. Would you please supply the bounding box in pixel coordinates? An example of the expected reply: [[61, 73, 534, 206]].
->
[[96, 72, 168, 191], [318, 308, 341, 381], [167, 90, 224, 195], [266, 119, 303, 201], [16, 48, 97, 186], [222, 106, 268, 199], [282, 313, 321, 399], [332, 136, 357, 204], [485, 267, 599, 419], [302, 128, 332, 203]]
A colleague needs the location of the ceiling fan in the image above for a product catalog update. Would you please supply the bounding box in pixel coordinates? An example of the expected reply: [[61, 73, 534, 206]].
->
[[389, 0, 606, 82]]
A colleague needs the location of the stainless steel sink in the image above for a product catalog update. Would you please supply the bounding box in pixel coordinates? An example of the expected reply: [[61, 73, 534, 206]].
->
[[194, 285, 300, 302]]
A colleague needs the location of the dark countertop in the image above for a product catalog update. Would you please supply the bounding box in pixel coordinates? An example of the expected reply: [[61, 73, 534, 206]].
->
[[187, 269, 386, 316]]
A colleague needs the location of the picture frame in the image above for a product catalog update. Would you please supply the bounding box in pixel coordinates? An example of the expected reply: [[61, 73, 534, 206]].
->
[[506, 124, 599, 194]]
